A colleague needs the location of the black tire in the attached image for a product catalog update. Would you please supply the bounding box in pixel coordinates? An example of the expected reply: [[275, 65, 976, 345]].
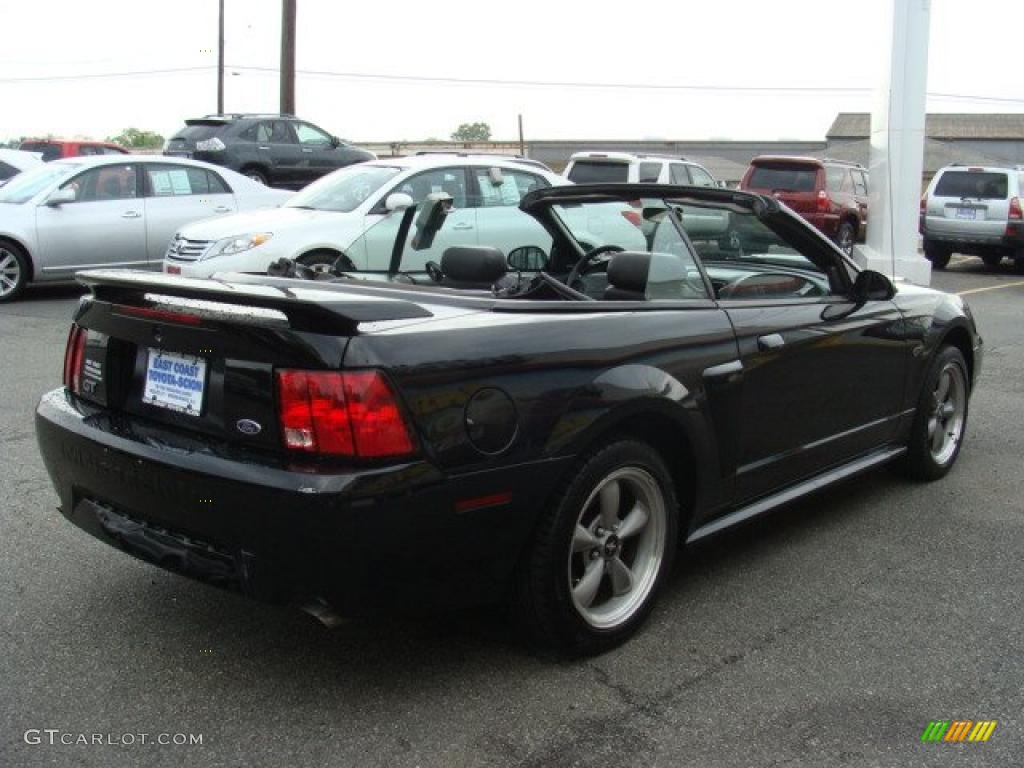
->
[[900, 345, 970, 481], [835, 219, 856, 255], [512, 440, 679, 656], [241, 166, 268, 186], [981, 252, 1003, 269], [1014, 250, 1024, 274], [0, 240, 29, 303], [923, 240, 952, 270]]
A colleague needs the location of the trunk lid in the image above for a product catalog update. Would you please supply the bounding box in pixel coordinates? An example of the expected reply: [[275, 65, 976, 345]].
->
[[69, 270, 435, 453]]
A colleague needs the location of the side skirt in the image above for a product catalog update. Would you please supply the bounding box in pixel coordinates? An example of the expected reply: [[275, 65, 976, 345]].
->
[[685, 445, 907, 544]]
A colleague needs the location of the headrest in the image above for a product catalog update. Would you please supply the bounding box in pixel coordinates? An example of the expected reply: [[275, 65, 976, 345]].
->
[[441, 246, 507, 284], [606, 251, 652, 293]]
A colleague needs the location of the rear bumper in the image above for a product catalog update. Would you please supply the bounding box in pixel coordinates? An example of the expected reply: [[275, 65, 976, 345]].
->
[[36, 389, 569, 616], [923, 221, 1023, 251]]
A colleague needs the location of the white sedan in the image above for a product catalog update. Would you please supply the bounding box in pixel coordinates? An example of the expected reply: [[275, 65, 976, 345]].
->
[[163, 154, 571, 277], [0, 155, 290, 302]]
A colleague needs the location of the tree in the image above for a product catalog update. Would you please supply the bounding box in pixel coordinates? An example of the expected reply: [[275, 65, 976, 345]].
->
[[106, 128, 165, 149], [450, 122, 492, 142]]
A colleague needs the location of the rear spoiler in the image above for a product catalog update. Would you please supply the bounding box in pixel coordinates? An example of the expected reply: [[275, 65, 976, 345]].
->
[[76, 270, 433, 335]]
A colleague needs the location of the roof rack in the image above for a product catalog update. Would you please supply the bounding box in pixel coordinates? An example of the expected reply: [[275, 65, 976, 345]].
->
[[199, 113, 296, 120], [821, 157, 866, 169]]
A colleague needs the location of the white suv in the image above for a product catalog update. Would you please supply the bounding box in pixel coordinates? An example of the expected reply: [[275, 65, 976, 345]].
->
[[921, 164, 1024, 272], [164, 154, 568, 277], [564, 152, 720, 187]]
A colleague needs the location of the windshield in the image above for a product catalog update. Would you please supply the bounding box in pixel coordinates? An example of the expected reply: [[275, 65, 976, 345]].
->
[[19, 142, 62, 162], [747, 164, 819, 193], [285, 164, 401, 212], [567, 161, 629, 184], [0, 163, 78, 204], [934, 171, 1008, 200]]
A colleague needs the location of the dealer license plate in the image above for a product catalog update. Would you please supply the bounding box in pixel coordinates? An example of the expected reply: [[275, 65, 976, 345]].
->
[[143, 350, 207, 416]]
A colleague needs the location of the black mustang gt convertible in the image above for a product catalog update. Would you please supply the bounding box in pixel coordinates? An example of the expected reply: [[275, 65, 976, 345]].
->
[[36, 184, 982, 654]]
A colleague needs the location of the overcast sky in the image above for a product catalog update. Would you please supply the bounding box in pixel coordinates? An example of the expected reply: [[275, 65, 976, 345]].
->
[[3, 0, 1024, 144]]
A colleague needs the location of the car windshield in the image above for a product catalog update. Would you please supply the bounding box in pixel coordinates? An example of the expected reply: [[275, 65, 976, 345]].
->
[[567, 161, 629, 183], [0, 163, 78, 204], [285, 165, 401, 212], [748, 164, 818, 192], [19, 142, 62, 162], [934, 171, 1008, 200]]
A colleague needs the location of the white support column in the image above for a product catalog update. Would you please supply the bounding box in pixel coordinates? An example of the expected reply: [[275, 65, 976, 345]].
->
[[852, 0, 933, 285]]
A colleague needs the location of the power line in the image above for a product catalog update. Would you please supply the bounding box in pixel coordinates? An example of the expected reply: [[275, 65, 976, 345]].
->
[[0, 66, 214, 83], [5, 63, 1024, 105]]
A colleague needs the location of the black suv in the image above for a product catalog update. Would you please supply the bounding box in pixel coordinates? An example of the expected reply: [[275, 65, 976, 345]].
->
[[164, 114, 375, 189]]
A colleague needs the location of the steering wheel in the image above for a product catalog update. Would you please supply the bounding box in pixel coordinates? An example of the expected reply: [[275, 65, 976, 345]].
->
[[565, 244, 625, 289], [425, 261, 444, 283]]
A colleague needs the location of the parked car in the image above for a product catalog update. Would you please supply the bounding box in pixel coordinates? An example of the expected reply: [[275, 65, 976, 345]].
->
[[564, 152, 720, 187], [563, 152, 731, 245], [163, 154, 570, 278], [19, 139, 129, 162], [163, 114, 376, 189], [920, 164, 1024, 272], [0, 155, 290, 302], [0, 148, 43, 186], [740, 156, 868, 255], [37, 182, 981, 654]]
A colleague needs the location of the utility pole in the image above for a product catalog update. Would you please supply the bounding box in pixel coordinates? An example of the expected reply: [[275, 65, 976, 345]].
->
[[280, 0, 296, 115], [217, 0, 225, 114], [518, 114, 525, 157]]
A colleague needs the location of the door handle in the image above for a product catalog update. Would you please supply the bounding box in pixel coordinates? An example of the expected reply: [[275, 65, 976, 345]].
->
[[121, 211, 142, 219], [214, 206, 232, 213], [452, 223, 474, 230], [757, 333, 785, 351], [258, 145, 271, 150], [301, 148, 313, 153]]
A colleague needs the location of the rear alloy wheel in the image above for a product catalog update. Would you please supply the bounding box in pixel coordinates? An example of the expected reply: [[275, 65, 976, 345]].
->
[[835, 220, 856, 256], [901, 345, 969, 480], [513, 441, 678, 655], [924, 240, 952, 270], [0, 242, 28, 303], [981, 252, 1003, 269]]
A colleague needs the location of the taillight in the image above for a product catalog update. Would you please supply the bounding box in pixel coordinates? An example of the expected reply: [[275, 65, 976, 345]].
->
[[275, 369, 414, 458], [1009, 197, 1022, 220], [816, 189, 831, 213], [63, 324, 87, 394]]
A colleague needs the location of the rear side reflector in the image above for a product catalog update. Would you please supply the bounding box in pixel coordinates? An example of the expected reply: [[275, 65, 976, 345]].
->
[[275, 369, 414, 458], [63, 324, 87, 394], [1009, 196, 1022, 220]]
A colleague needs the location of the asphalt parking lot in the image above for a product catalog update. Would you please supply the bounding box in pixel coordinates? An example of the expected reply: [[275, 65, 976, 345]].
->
[[1, 258, 1022, 768]]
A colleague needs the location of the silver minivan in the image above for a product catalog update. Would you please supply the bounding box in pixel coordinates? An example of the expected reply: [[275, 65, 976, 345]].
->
[[921, 165, 1024, 271]]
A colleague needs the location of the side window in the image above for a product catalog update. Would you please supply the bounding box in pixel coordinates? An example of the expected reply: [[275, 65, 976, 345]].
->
[[470, 168, 548, 207], [294, 123, 331, 145], [687, 166, 716, 187], [638, 162, 662, 183], [853, 171, 869, 196], [826, 166, 846, 193], [78, 146, 100, 156], [205, 170, 230, 194], [269, 121, 295, 143], [238, 125, 258, 141], [144, 165, 230, 196], [389, 167, 468, 208], [0, 161, 17, 182], [61, 164, 138, 202], [669, 164, 691, 185]]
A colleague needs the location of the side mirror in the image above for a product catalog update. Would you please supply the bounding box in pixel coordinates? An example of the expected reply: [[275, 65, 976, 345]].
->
[[508, 246, 549, 271], [331, 136, 341, 148], [47, 187, 76, 206], [385, 192, 414, 212], [852, 269, 895, 302], [410, 193, 452, 251]]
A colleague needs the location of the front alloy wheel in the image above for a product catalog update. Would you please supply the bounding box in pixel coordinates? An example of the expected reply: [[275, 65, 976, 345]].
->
[[0, 244, 27, 302], [513, 440, 678, 655], [901, 345, 969, 480]]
